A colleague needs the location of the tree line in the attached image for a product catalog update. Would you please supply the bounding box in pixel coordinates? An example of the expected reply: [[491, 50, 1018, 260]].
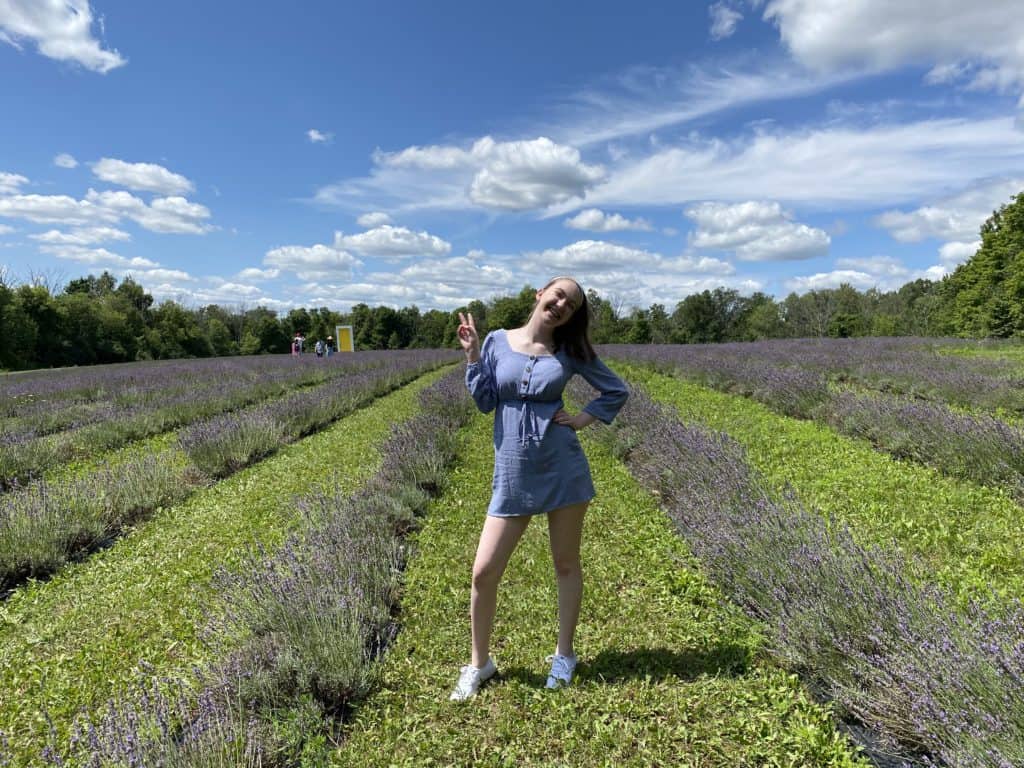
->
[[1, 191, 1021, 370]]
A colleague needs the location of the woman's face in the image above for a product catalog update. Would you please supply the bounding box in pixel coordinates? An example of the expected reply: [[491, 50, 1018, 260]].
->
[[534, 279, 582, 327]]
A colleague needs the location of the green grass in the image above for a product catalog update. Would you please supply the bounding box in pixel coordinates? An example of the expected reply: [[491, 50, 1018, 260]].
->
[[329, 412, 867, 767], [614, 361, 1024, 601], [0, 366, 451, 762]]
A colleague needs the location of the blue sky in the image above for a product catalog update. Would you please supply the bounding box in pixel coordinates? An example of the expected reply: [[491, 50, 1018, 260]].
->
[[1, 0, 1023, 312]]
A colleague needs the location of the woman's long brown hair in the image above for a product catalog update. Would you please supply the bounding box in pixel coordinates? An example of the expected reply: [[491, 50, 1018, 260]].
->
[[542, 277, 595, 362]]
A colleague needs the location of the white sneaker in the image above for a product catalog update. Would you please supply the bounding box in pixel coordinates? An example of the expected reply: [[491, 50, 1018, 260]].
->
[[449, 657, 497, 701], [545, 653, 577, 689]]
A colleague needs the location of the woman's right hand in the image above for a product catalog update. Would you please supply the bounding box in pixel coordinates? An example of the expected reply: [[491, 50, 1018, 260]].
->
[[458, 312, 480, 362]]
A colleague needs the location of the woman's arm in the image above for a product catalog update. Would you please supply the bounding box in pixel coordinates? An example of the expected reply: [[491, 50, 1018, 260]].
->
[[553, 355, 628, 431], [464, 331, 498, 414], [575, 355, 629, 425]]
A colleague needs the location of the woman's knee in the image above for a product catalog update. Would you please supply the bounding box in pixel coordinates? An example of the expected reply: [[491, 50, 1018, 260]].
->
[[552, 556, 581, 580], [472, 558, 502, 591]]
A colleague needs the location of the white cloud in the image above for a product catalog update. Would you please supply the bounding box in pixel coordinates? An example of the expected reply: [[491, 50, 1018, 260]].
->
[[554, 60, 860, 149], [466, 137, 605, 210], [762, 0, 1024, 101], [321, 135, 605, 213], [264, 243, 361, 281], [524, 239, 734, 275], [356, 211, 392, 228], [575, 117, 1024, 211], [685, 201, 830, 261], [564, 208, 652, 232], [335, 224, 451, 258], [203, 281, 262, 298], [92, 158, 195, 195], [785, 270, 879, 293], [786, 257, 944, 293], [301, 281, 425, 310], [39, 244, 157, 269], [307, 129, 333, 144], [30, 226, 130, 245], [0, 0, 126, 73], [875, 178, 1024, 243], [834, 255, 910, 279], [0, 172, 28, 194], [374, 144, 474, 170], [131, 267, 194, 283], [0, 192, 112, 224], [938, 240, 980, 266], [53, 153, 78, 169], [0, 189, 212, 234], [709, 2, 743, 40], [236, 267, 280, 281], [0, 224, 15, 235], [83, 189, 212, 234]]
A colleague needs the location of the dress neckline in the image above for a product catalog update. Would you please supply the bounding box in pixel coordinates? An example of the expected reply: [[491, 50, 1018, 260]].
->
[[500, 329, 556, 358]]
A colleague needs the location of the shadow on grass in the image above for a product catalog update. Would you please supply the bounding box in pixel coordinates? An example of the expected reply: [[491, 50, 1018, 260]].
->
[[584, 644, 751, 683], [497, 643, 751, 689]]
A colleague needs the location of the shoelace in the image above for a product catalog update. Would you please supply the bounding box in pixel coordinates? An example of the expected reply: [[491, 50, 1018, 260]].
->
[[456, 665, 480, 691], [546, 654, 575, 682]]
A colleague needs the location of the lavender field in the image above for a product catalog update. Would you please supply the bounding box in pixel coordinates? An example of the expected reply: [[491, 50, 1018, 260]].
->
[[2, 338, 1022, 767]]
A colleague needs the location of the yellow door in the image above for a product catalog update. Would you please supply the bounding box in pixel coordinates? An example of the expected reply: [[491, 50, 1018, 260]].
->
[[335, 325, 354, 352]]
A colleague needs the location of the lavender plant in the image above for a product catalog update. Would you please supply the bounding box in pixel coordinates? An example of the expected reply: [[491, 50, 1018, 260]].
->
[[23, 371, 475, 766], [0, 350, 460, 489], [825, 392, 1024, 499], [0, 453, 194, 589], [573, 377, 1024, 767], [607, 343, 1024, 497]]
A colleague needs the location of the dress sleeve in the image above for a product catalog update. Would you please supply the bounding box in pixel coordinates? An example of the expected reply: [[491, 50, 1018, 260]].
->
[[574, 354, 629, 424], [465, 331, 498, 414]]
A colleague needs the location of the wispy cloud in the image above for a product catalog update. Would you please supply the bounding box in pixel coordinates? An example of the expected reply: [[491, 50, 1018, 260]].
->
[[572, 116, 1024, 212], [307, 128, 333, 144], [0, 0, 125, 73]]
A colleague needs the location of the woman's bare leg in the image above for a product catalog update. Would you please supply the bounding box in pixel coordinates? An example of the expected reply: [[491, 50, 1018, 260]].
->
[[471, 514, 531, 667], [547, 501, 589, 657]]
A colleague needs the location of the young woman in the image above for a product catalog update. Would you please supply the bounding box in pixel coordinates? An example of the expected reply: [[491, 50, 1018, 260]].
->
[[451, 276, 629, 701]]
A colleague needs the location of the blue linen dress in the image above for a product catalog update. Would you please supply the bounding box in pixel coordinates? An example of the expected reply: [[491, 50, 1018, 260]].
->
[[465, 329, 629, 517]]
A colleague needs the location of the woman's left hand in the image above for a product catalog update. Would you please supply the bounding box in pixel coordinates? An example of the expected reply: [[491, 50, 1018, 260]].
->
[[553, 409, 596, 432]]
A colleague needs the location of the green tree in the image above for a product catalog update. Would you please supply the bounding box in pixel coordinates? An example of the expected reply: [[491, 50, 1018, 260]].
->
[[944, 191, 1024, 337], [487, 285, 536, 331], [587, 290, 620, 344]]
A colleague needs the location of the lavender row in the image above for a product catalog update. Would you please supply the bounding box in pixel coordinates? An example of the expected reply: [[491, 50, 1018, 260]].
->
[[573, 377, 1024, 767], [0, 352, 387, 434], [825, 392, 1024, 500], [178, 350, 451, 477], [0, 351, 452, 593], [0, 453, 197, 592], [602, 338, 1024, 415], [28, 370, 475, 766], [608, 345, 1024, 500], [0, 352, 373, 406], [0, 351, 456, 489]]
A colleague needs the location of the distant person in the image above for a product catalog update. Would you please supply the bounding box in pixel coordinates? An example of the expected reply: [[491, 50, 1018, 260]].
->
[[325, 336, 333, 357], [297, 333, 305, 353], [315, 339, 324, 358], [450, 276, 628, 701]]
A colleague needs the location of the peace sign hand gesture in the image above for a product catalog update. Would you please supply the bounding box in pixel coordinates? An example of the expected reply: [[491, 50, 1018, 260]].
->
[[458, 312, 480, 362]]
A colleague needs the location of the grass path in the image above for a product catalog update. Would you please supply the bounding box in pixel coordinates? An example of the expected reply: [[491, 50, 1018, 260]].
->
[[330, 412, 866, 767], [0, 366, 451, 760], [614, 362, 1024, 601]]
